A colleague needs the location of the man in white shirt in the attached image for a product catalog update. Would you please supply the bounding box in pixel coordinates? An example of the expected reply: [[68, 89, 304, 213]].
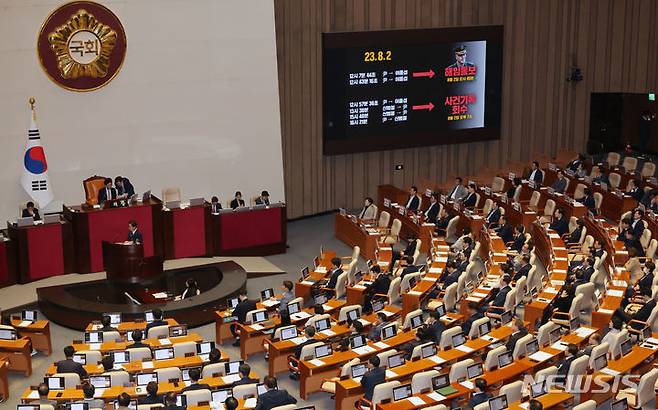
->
[[447, 177, 467, 201], [359, 197, 377, 220], [527, 161, 543, 184]]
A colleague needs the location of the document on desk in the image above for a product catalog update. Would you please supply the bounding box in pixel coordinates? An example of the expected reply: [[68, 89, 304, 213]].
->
[[322, 304, 333, 312], [289, 336, 307, 345], [301, 280, 315, 285], [544, 287, 558, 294], [222, 374, 241, 384], [473, 292, 488, 298], [466, 296, 482, 302], [94, 388, 106, 398], [574, 327, 595, 338], [320, 329, 336, 337], [550, 342, 568, 351], [159, 338, 172, 345], [152, 292, 168, 299], [309, 359, 326, 367], [353, 284, 367, 290], [261, 299, 279, 307], [89, 343, 102, 350], [607, 289, 624, 297], [407, 397, 426, 406], [427, 392, 445, 402], [243, 397, 257, 408], [142, 361, 154, 369], [357, 319, 371, 326], [408, 290, 422, 296], [380, 310, 395, 317], [353, 346, 376, 355], [429, 355, 446, 365], [374, 341, 389, 349], [385, 369, 397, 378], [600, 367, 620, 376], [429, 267, 442, 274], [26, 390, 39, 399], [18, 320, 33, 327], [460, 380, 474, 389], [529, 351, 553, 362], [291, 312, 312, 321], [249, 324, 264, 331], [455, 345, 474, 353]]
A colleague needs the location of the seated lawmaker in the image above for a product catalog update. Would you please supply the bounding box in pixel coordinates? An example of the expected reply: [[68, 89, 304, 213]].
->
[[551, 171, 567, 193], [626, 179, 643, 201], [527, 161, 543, 184], [549, 208, 569, 236], [181, 278, 200, 299], [325, 257, 343, 289], [359, 197, 377, 220], [435, 207, 451, 236], [22, 201, 41, 221], [447, 177, 468, 201], [424, 193, 440, 224], [254, 376, 297, 410], [126, 220, 143, 244], [581, 188, 596, 214], [485, 201, 501, 227], [566, 153, 586, 173], [115, 176, 135, 199], [255, 190, 271, 206], [405, 186, 420, 211], [360, 356, 385, 404], [210, 196, 222, 213], [462, 184, 478, 208], [510, 225, 526, 252], [230, 191, 246, 209], [97, 177, 118, 205], [507, 177, 522, 200], [496, 215, 514, 244]]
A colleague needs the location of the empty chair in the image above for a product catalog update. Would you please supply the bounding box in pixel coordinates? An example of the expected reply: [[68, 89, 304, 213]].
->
[[76, 350, 103, 364], [535, 366, 558, 388], [512, 334, 535, 359], [468, 317, 491, 339], [386, 277, 402, 305], [607, 152, 621, 168], [608, 330, 629, 358], [484, 346, 507, 371], [162, 187, 181, 203], [304, 314, 331, 331], [232, 383, 258, 400], [622, 156, 638, 172], [573, 183, 586, 200], [38, 406, 55, 410], [298, 342, 325, 361], [528, 191, 541, 211], [173, 341, 196, 358], [499, 380, 523, 403], [377, 350, 400, 368], [565, 355, 589, 391], [572, 400, 597, 410], [102, 331, 122, 342], [103, 370, 130, 387], [147, 325, 170, 339], [515, 276, 528, 305], [640, 228, 652, 249], [402, 309, 423, 331], [411, 370, 440, 394], [593, 192, 603, 214], [400, 272, 422, 293], [321, 357, 359, 394], [52, 373, 80, 389], [575, 282, 597, 314], [245, 309, 267, 324], [445, 216, 461, 243], [381, 219, 402, 245], [587, 342, 609, 370], [183, 389, 212, 406], [491, 176, 506, 193], [155, 367, 182, 382], [448, 358, 474, 382], [641, 161, 656, 178], [645, 239, 657, 260], [439, 326, 463, 350], [201, 362, 224, 378], [365, 380, 401, 409], [615, 367, 658, 409], [551, 293, 583, 327], [410, 342, 435, 360], [428, 282, 458, 312], [126, 347, 151, 362], [345, 261, 358, 287], [378, 211, 391, 228], [482, 198, 493, 215], [608, 172, 621, 189], [512, 184, 522, 203], [338, 305, 362, 322], [539, 199, 556, 224]]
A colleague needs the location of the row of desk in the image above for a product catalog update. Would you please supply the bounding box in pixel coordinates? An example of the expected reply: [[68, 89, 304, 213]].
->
[[0, 199, 287, 286]]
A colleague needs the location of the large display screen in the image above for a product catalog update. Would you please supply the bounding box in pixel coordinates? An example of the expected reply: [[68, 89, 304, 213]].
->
[[323, 26, 503, 155]]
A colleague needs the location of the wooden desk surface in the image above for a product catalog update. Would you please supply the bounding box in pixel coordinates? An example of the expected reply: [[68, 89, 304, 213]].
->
[[72, 333, 203, 353], [508, 391, 574, 409], [84, 318, 178, 332]]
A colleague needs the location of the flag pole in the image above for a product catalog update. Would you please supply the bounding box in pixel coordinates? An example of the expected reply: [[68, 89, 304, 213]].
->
[[29, 97, 36, 120]]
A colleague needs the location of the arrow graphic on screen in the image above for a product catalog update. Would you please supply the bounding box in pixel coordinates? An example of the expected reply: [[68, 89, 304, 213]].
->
[[412, 102, 434, 111], [412, 69, 435, 78]]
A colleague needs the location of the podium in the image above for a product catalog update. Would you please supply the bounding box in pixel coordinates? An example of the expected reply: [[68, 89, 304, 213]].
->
[[102, 241, 163, 283]]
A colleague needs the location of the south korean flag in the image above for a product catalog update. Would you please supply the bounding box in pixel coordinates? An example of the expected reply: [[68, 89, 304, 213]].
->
[[21, 109, 54, 208]]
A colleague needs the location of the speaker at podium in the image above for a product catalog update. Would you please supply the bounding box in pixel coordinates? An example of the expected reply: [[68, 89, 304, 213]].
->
[[102, 241, 163, 283]]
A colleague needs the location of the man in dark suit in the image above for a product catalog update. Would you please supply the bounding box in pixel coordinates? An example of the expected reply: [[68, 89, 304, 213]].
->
[[507, 178, 522, 200], [127, 330, 149, 349], [469, 378, 492, 408], [496, 216, 514, 244], [181, 368, 210, 392], [325, 257, 343, 289], [97, 178, 118, 205], [234, 363, 259, 385], [631, 209, 645, 238], [390, 238, 417, 271], [623, 231, 645, 257], [566, 154, 585, 173], [635, 261, 654, 295], [363, 266, 391, 312], [367, 313, 387, 342], [510, 225, 526, 252], [145, 308, 167, 338], [462, 303, 484, 336], [115, 176, 135, 199], [231, 290, 258, 346], [127, 220, 143, 244], [556, 344, 578, 384], [138, 382, 163, 405], [424, 311, 445, 343], [22, 201, 41, 221], [360, 356, 385, 403], [626, 179, 643, 202], [447, 177, 468, 201], [254, 376, 297, 410], [255, 191, 270, 206], [492, 276, 512, 308], [424, 193, 440, 224], [527, 161, 543, 185], [294, 326, 319, 359], [486, 202, 501, 227], [56, 345, 88, 378], [505, 319, 528, 354], [442, 262, 460, 290], [230, 191, 245, 209], [405, 186, 420, 211], [567, 219, 585, 245], [210, 196, 222, 213], [551, 171, 568, 194], [573, 257, 594, 286], [435, 208, 451, 236], [99, 315, 118, 332], [462, 184, 477, 208], [163, 392, 185, 410], [399, 256, 419, 279], [549, 208, 569, 236], [582, 188, 596, 214], [513, 255, 531, 282]]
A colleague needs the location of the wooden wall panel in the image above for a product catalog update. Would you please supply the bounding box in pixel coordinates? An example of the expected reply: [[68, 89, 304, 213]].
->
[[274, 0, 658, 219]]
